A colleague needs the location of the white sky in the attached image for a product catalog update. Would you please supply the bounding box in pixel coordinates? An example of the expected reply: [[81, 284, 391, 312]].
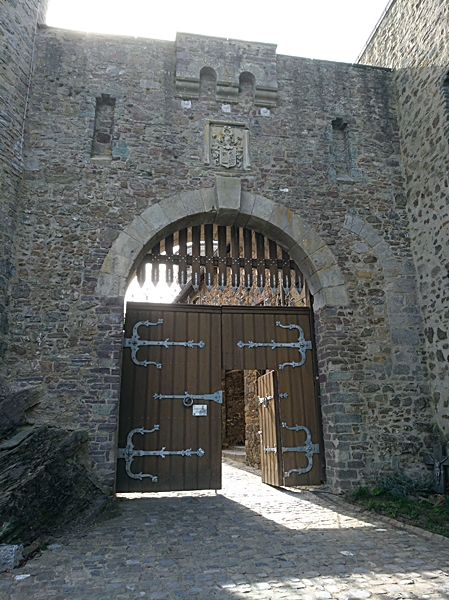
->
[[46, 0, 391, 64]]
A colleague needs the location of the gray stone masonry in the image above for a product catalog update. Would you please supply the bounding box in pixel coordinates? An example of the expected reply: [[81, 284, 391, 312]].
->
[[358, 0, 449, 438], [0, 5, 444, 494], [0, 0, 48, 360]]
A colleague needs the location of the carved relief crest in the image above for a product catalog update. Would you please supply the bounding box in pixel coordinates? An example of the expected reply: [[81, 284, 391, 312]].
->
[[205, 121, 250, 170], [212, 126, 242, 169]]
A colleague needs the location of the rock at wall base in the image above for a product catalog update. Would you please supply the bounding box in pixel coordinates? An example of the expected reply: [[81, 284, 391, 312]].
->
[[0, 544, 23, 572], [0, 425, 110, 545]]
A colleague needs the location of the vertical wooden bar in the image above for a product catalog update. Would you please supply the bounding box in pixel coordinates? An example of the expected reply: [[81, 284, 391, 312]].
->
[[204, 224, 214, 291], [303, 278, 311, 307], [165, 234, 174, 287], [192, 225, 201, 291], [151, 242, 160, 286], [256, 233, 265, 292], [218, 226, 227, 291], [243, 228, 253, 291], [178, 228, 188, 288], [295, 264, 302, 295], [230, 226, 240, 291], [136, 261, 146, 288], [269, 239, 278, 294], [282, 250, 290, 295]]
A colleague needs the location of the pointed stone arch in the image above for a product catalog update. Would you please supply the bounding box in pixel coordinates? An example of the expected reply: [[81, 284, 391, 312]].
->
[[96, 183, 348, 310]]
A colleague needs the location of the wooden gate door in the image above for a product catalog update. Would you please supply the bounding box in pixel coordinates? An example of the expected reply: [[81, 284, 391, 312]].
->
[[116, 303, 222, 493], [257, 370, 283, 486], [222, 306, 324, 487]]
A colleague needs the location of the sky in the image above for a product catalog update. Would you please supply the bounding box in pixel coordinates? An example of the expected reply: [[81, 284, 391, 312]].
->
[[46, 0, 391, 64]]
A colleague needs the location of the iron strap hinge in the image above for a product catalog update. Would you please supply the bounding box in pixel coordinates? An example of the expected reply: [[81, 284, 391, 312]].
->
[[153, 390, 222, 406], [281, 422, 319, 478], [237, 321, 312, 369], [123, 318, 205, 368], [117, 425, 205, 482]]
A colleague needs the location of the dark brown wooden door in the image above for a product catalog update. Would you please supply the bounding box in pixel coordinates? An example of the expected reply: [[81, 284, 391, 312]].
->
[[222, 306, 323, 486], [257, 371, 283, 486], [116, 303, 222, 493]]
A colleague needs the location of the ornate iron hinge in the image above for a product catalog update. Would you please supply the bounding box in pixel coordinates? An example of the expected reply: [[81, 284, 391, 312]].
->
[[264, 446, 277, 454], [117, 425, 205, 481], [123, 318, 205, 368], [281, 422, 319, 478], [153, 390, 222, 407], [237, 321, 312, 369], [258, 394, 273, 408]]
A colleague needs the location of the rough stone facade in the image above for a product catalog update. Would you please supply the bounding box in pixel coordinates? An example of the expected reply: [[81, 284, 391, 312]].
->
[[358, 0, 449, 438], [0, 0, 447, 496], [244, 370, 262, 469], [222, 370, 245, 448], [0, 0, 48, 359]]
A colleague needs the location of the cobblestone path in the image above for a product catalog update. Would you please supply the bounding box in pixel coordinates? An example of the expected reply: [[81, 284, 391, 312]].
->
[[1, 459, 448, 599]]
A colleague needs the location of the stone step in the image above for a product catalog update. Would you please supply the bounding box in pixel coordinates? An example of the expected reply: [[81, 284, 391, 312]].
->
[[222, 446, 246, 463]]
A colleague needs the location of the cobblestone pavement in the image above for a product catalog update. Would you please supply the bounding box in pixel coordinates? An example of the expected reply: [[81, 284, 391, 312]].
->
[[1, 459, 449, 600]]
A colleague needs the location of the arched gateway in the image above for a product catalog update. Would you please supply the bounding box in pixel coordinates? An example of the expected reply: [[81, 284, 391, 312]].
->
[[97, 182, 349, 492]]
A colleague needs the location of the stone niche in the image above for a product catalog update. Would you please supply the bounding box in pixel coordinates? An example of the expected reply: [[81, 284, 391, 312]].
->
[[175, 32, 278, 107]]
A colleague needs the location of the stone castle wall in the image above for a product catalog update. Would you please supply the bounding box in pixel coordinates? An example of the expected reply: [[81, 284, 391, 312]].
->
[[222, 370, 245, 448], [0, 0, 47, 363], [3, 24, 438, 491], [358, 0, 449, 439]]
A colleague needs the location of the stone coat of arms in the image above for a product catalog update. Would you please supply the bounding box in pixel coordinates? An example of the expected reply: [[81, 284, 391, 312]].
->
[[205, 121, 250, 170], [211, 125, 243, 169]]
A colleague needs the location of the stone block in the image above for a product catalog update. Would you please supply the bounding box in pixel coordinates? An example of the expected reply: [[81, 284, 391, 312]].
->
[[314, 285, 349, 310], [374, 240, 392, 259], [179, 190, 206, 217], [308, 246, 337, 273], [101, 249, 135, 279], [200, 187, 218, 216], [0, 544, 22, 572], [278, 213, 308, 249], [298, 228, 327, 257], [95, 272, 127, 297], [290, 246, 313, 274], [259, 203, 293, 249], [328, 371, 353, 382], [102, 233, 141, 273], [317, 264, 346, 288], [236, 192, 255, 228], [342, 213, 354, 231], [140, 203, 170, 232], [245, 194, 275, 232], [359, 224, 382, 247], [125, 215, 152, 246], [346, 214, 365, 235], [215, 176, 241, 224], [391, 328, 420, 346]]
